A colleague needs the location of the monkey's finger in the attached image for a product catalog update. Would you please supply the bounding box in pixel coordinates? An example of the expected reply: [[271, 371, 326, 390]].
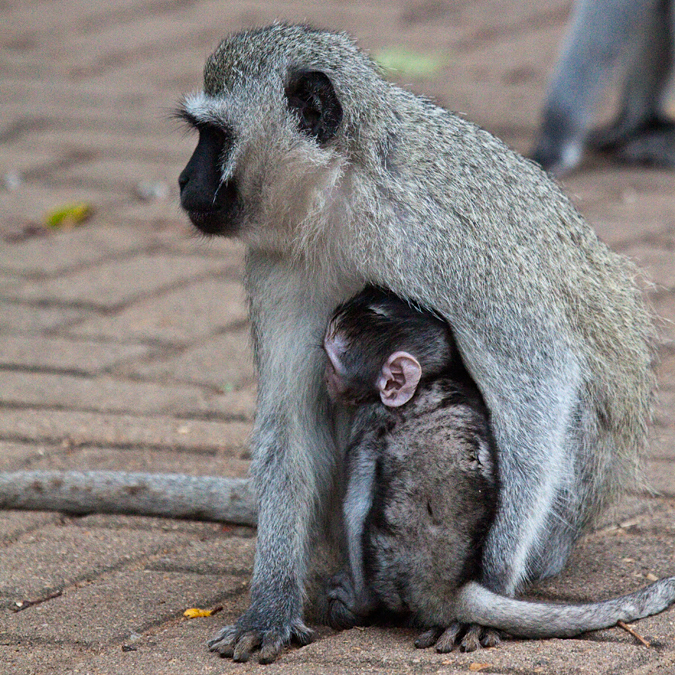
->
[[291, 620, 315, 646], [233, 631, 262, 662], [207, 625, 239, 655], [258, 630, 285, 664], [415, 626, 444, 649], [326, 598, 361, 629], [435, 622, 463, 653]]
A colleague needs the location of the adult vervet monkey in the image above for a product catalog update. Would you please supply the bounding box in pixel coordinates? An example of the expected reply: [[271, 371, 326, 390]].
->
[[176, 24, 655, 662]]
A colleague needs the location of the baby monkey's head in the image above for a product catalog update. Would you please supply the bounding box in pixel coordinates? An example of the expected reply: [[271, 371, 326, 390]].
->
[[323, 286, 454, 407]]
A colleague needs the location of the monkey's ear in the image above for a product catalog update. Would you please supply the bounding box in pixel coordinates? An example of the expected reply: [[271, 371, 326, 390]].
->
[[377, 351, 422, 407], [286, 70, 343, 144]]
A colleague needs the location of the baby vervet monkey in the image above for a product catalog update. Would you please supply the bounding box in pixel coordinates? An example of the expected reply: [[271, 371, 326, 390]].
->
[[323, 287, 675, 653]]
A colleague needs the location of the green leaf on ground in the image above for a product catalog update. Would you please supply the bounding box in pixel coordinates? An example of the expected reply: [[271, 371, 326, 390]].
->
[[44, 202, 93, 229], [374, 47, 445, 79]]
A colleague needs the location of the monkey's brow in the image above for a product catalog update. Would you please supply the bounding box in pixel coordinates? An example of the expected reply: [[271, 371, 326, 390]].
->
[[173, 107, 201, 128]]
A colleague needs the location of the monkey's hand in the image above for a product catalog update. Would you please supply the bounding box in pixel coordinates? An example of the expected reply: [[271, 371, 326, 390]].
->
[[415, 622, 501, 653], [323, 569, 373, 630], [207, 609, 314, 664]]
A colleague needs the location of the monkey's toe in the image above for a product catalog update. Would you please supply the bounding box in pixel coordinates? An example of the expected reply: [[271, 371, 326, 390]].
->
[[232, 632, 261, 662], [258, 630, 284, 664], [415, 626, 444, 649], [418, 622, 499, 653], [459, 624, 483, 652], [480, 627, 501, 648], [434, 622, 463, 653], [207, 624, 240, 656], [325, 597, 361, 629]]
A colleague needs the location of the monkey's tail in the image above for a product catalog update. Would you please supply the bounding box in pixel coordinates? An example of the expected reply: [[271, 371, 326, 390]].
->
[[0, 471, 258, 526], [455, 578, 675, 638]]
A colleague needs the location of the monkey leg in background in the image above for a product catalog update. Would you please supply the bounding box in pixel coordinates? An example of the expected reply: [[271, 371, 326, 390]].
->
[[177, 25, 655, 662], [531, 0, 675, 175]]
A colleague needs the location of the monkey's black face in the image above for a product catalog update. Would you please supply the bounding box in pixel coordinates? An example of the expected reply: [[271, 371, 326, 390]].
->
[[178, 67, 343, 239], [178, 121, 241, 236]]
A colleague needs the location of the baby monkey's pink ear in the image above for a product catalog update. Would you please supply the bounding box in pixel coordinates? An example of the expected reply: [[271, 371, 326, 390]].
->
[[376, 351, 422, 407]]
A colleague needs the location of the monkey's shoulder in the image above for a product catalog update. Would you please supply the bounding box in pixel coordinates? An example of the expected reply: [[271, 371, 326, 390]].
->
[[404, 378, 489, 424]]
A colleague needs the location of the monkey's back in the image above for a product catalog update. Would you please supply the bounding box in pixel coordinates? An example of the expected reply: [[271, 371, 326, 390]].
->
[[350, 84, 656, 524], [360, 379, 498, 626]]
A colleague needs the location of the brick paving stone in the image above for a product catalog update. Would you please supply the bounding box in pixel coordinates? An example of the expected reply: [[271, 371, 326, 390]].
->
[[0, 524, 188, 597], [655, 389, 675, 428], [0, 511, 62, 544], [647, 459, 675, 497], [125, 327, 254, 390], [3, 253, 234, 308], [583, 216, 674, 251], [70, 513, 246, 536], [0, 643, 86, 675], [622, 244, 675, 291], [25, 446, 251, 478], [0, 300, 89, 333], [600, 206, 675, 243], [12, 126, 194, 164], [1, 0, 675, 673], [0, 224, 152, 276], [0, 185, 124, 238], [0, 409, 253, 450], [627, 651, 675, 675], [651, 294, 675, 344], [68, 277, 248, 344], [1, 570, 245, 647], [657, 353, 675, 389], [650, 429, 675, 461], [0, 335, 152, 373], [0, 272, 19, 290], [0, 371, 222, 417], [147, 536, 256, 576], [0, 440, 58, 469], [58, 157, 179, 193]]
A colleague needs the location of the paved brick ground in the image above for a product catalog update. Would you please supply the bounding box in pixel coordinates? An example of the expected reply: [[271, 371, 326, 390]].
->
[[1, 1, 674, 673]]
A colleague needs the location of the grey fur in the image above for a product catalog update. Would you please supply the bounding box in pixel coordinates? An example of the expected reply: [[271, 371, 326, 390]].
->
[[531, 0, 675, 174], [455, 579, 675, 639], [327, 384, 675, 648], [324, 378, 498, 647], [0, 471, 257, 525], [177, 24, 655, 661], [323, 290, 673, 652]]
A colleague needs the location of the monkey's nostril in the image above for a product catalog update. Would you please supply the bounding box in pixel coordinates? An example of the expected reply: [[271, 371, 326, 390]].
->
[[178, 172, 189, 190]]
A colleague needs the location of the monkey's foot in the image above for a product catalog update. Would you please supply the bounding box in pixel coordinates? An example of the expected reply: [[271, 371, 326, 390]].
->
[[589, 116, 675, 168], [208, 613, 314, 664], [415, 622, 501, 653], [322, 569, 373, 629]]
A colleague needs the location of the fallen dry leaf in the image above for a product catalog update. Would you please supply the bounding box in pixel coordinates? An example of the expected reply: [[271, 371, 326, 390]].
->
[[183, 606, 223, 619], [469, 663, 491, 672]]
